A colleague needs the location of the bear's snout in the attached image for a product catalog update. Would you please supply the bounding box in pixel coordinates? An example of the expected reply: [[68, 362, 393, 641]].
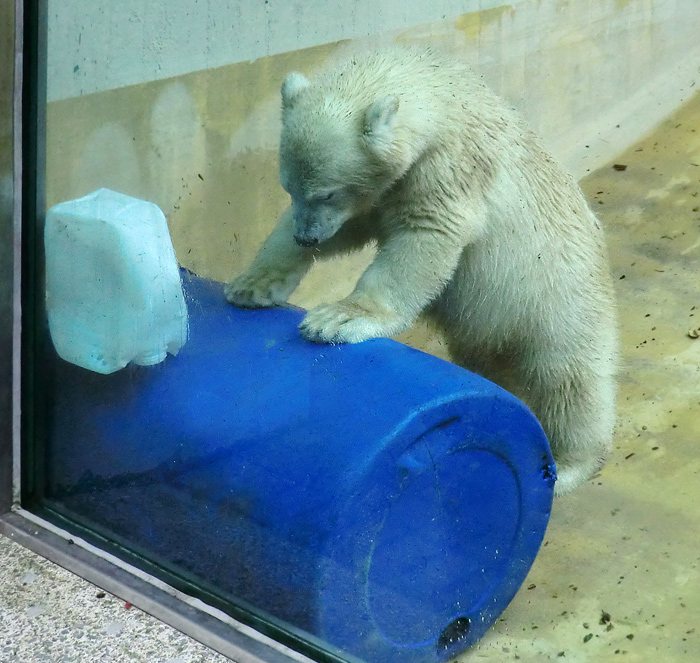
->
[[294, 234, 320, 247]]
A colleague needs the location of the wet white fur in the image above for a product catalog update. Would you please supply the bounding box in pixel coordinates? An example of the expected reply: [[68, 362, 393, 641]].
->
[[226, 48, 618, 496]]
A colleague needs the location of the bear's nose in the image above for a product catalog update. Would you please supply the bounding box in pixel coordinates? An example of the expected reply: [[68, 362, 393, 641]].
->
[[294, 234, 319, 247]]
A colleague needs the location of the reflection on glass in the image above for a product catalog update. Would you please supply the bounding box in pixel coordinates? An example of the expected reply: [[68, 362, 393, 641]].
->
[[29, 2, 700, 662]]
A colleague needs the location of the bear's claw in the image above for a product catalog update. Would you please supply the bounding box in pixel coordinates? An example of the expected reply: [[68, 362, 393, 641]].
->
[[225, 271, 296, 308], [300, 300, 403, 344]]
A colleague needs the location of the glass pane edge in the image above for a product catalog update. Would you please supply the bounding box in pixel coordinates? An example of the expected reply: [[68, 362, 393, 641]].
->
[[0, 508, 323, 663]]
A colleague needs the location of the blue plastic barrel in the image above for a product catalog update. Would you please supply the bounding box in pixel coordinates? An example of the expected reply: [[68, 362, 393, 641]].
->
[[46, 272, 556, 663]]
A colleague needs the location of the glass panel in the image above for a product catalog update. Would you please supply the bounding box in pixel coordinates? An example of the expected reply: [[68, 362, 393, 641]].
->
[[25, 1, 700, 662]]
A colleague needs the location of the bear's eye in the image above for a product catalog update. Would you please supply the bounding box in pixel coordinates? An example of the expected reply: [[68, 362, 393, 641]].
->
[[316, 190, 337, 203]]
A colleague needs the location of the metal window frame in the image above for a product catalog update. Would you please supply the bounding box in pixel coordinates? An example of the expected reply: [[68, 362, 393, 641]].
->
[[0, 3, 331, 662]]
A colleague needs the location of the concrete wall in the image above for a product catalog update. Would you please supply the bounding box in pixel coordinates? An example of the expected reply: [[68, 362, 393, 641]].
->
[[46, 0, 700, 178], [47, 0, 522, 101]]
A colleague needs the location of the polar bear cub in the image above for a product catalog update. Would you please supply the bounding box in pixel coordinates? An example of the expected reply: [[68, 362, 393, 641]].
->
[[226, 48, 618, 496]]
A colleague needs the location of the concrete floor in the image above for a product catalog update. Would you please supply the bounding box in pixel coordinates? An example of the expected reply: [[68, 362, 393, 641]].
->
[[0, 533, 230, 663], [3, 87, 699, 663]]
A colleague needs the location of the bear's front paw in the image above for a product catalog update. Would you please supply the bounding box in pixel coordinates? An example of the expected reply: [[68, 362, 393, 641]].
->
[[225, 270, 297, 308], [300, 300, 404, 344]]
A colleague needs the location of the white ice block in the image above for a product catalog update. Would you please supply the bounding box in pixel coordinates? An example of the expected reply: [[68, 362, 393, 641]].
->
[[45, 188, 189, 374]]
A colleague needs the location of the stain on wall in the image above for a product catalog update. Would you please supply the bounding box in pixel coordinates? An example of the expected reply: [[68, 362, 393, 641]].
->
[[46, 42, 340, 284], [455, 5, 515, 41]]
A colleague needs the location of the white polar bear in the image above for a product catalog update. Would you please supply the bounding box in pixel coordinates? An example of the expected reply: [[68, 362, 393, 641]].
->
[[226, 48, 618, 496]]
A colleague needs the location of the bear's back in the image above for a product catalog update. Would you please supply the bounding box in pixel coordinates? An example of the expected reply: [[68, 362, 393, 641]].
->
[[315, 48, 490, 113]]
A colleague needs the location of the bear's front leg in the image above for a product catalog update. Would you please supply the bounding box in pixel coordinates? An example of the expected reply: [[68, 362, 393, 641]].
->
[[300, 226, 467, 344], [225, 207, 312, 308]]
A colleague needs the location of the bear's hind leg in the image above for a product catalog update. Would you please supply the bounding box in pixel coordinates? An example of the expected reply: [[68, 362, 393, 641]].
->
[[522, 355, 616, 496]]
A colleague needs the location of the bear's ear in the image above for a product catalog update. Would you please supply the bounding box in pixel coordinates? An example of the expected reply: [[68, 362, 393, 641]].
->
[[281, 72, 311, 107], [363, 95, 400, 154]]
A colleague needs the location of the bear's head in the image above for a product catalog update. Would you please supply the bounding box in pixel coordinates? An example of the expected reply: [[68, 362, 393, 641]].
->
[[278, 71, 407, 247]]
